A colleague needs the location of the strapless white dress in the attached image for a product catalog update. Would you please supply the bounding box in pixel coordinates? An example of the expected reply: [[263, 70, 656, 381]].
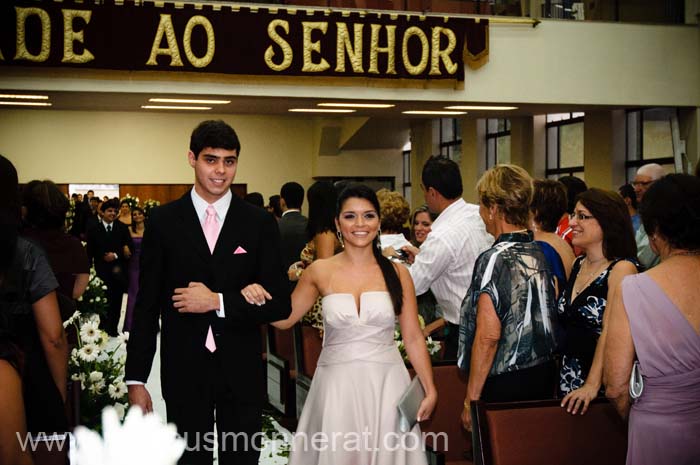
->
[[288, 291, 428, 465]]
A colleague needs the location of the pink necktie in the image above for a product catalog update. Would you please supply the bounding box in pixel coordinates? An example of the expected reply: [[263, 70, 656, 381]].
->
[[203, 205, 219, 352], [203, 205, 219, 254]]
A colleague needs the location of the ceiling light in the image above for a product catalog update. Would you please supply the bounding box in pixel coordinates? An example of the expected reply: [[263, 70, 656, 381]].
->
[[0, 94, 49, 100], [0, 101, 52, 107], [288, 108, 356, 113], [149, 98, 230, 105], [402, 110, 467, 116], [141, 105, 212, 110], [445, 105, 518, 111], [318, 103, 395, 109]]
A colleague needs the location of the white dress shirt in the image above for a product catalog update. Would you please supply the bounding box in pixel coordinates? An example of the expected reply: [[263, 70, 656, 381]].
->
[[409, 198, 493, 324], [191, 187, 233, 318]]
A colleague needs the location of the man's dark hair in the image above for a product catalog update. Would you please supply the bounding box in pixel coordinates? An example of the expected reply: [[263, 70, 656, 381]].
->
[[640, 174, 700, 252], [421, 156, 463, 200], [558, 176, 588, 214], [577, 188, 637, 261], [618, 183, 637, 209], [189, 120, 241, 158], [22, 180, 70, 230], [531, 179, 567, 233], [268, 195, 282, 218], [0, 155, 20, 276], [101, 199, 119, 213], [307, 181, 337, 239], [244, 192, 264, 208], [280, 182, 304, 210]]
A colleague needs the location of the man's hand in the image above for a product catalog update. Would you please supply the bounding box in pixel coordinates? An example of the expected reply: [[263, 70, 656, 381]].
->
[[173, 282, 218, 313], [103, 252, 117, 262], [401, 245, 420, 265], [128, 384, 153, 413]]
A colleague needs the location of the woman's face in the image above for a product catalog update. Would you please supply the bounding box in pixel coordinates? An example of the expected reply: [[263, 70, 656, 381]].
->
[[570, 201, 603, 251], [336, 197, 380, 249], [120, 203, 130, 215], [132, 209, 145, 224], [413, 211, 433, 244]]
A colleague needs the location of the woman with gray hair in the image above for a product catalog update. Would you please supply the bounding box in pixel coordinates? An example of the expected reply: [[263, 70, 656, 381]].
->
[[458, 164, 560, 431]]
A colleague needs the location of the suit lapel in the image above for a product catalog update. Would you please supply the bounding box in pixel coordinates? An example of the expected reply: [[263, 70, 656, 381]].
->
[[177, 192, 212, 261], [214, 194, 242, 257]]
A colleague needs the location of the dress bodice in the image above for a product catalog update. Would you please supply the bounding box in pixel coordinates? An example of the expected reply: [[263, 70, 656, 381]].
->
[[317, 291, 403, 366]]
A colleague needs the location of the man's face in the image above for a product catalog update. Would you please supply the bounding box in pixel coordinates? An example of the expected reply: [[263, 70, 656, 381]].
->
[[188, 147, 238, 203], [102, 207, 117, 223], [632, 174, 653, 202]]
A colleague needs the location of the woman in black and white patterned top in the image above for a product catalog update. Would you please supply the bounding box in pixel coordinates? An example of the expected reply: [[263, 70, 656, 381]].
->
[[558, 188, 639, 414]]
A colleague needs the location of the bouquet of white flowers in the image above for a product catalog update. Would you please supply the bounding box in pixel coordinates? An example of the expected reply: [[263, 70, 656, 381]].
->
[[65, 198, 76, 232], [120, 193, 140, 210], [65, 312, 129, 430], [394, 315, 442, 361], [76, 268, 109, 321], [143, 198, 161, 219]]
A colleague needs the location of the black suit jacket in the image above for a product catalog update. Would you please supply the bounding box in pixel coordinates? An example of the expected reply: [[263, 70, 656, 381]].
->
[[125, 191, 291, 404], [86, 219, 132, 286], [278, 211, 308, 270]]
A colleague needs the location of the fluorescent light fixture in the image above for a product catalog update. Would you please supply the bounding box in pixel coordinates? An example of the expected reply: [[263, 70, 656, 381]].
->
[[0, 94, 49, 100], [318, 102, 395, 109], [402, 110, 467, 116], [149, 98, 230, 104], [445, 105, 518, 111], [141, 105, 212, 110], [288, 108, 356, 113], [0, 101, 52, 107]]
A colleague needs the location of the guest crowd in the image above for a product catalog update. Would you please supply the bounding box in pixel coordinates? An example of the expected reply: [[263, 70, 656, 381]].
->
[[1, 146, 698, 465]]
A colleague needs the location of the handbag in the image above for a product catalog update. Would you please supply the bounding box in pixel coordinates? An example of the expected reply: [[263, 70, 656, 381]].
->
[[629, 360, 644, 401], [397, 377, 425, 433]]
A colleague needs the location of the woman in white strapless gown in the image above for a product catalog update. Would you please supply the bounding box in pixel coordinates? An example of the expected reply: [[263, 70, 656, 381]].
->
[[242, 185, 437, 465]]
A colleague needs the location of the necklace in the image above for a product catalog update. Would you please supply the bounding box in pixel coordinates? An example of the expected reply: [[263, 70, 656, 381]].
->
[[573, 257, 610, 296], [666, 249, 700, 259]]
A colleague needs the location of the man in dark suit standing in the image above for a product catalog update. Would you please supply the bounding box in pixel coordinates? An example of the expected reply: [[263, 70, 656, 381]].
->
[[125, 120, 291, 465], [278, 182, 308, 273], [86, 199, 132, 336]]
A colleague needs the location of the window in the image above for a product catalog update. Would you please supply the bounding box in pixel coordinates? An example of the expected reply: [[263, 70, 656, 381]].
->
[[545, 113, 585, 179], [438, 118, 462, 163], [625, 108, 677, 181], [485, 119, 511, 169]]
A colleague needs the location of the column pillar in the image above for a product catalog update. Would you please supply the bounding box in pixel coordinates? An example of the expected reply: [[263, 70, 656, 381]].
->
[[584, 110, 626, 189]]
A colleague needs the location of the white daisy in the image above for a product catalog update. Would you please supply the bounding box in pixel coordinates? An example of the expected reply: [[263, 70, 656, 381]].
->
[[78, 343, 100, 362], [80, 320, 100, 343], [89, 371, 103, 383]]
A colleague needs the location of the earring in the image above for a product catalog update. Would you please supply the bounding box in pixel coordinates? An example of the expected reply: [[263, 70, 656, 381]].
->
[[336, 230, 345, 248], [376, 227, 383, 251], [489, 214, 493, 221]]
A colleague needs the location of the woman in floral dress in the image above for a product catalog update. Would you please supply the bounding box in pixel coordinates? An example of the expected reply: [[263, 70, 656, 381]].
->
[[558, 188, 639, 414]]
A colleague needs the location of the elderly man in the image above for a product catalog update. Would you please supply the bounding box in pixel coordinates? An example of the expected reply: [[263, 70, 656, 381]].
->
[[633, 163, 666, 268]]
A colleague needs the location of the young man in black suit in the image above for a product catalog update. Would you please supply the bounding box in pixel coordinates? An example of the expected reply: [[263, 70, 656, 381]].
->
[[278, 181, 308, 272], [86, 199, 132, 336], [125, 120, 291, 465]]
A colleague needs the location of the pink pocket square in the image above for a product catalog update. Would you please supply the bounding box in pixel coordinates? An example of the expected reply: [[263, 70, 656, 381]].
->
[[234, 246, 247, 255]]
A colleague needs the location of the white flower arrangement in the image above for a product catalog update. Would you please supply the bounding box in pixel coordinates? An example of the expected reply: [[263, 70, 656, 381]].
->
[[71, 407, 185, 465], [66, 198, 76, 232], [143, 198, 161, 219], [67, 311, 129, 430], [394, 315, 442, 361], [120, 193, 140, 210], [76, 268, 109, 320]]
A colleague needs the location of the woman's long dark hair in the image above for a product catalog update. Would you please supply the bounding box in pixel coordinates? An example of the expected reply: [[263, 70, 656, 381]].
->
[[336, 184, 403, 315], [576, 188, 637, 260], [307, 181, 338, 240], [0, 155, 20, 279]]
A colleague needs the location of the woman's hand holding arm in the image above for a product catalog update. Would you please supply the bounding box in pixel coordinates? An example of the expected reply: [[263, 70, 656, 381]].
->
[[397, 265, 437, 422], [461, 293, 501, 431]]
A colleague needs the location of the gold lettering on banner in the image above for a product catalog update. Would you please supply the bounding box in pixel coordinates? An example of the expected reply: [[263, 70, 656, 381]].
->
[[430, 26, 457, 75], [369, 24, 396, 75], [301, 22, 329, 72], [264, 19, 292, 71], [335, 23, 363, 73], [183, 15, 214, 68], [15, 7, 51, 62], [401, 26, 428, 75], [62, 9, 94, 64], [146, 14, 183, 66]]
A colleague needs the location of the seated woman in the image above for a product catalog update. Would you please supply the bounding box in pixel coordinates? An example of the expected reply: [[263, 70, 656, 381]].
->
[[376, 189, 412, 256], [243, 184, 437, 464], [605, 174, 700, 465], [458, 164, 560, 431], [410, 206, 441, 331], [558, 189, 638, 414], [529, 179, 575, 293]]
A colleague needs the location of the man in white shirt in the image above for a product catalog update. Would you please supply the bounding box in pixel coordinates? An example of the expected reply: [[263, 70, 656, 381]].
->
[[403, 156, 492, 359], [633, 163, 665, 269]]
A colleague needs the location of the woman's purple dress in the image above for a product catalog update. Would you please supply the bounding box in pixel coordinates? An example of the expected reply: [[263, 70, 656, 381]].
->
[[622, 274, 700, 465], [125, 236, 142, 332]]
